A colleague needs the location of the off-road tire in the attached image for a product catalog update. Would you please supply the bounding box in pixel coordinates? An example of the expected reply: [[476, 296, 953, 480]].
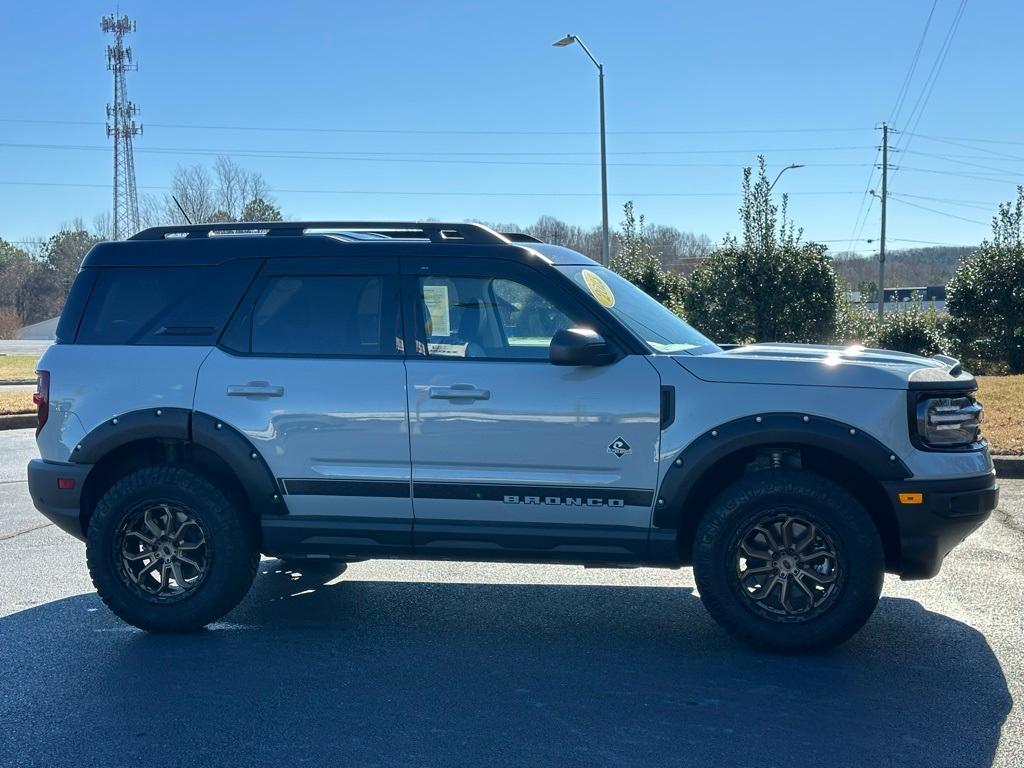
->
[[86, 466, 259, 632], [693, 469, 884, 653]]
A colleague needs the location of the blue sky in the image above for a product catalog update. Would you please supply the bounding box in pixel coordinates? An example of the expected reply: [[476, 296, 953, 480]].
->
[[1, 0, 1022, 254]]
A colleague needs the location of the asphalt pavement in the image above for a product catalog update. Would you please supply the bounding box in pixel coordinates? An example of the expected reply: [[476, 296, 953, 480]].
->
[[1, 428, 1020, 768]]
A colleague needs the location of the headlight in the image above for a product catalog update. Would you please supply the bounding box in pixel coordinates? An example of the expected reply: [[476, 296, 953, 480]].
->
[[914, 394, 983, 448]]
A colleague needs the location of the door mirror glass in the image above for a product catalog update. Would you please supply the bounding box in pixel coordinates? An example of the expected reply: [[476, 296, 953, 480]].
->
[[549, 328, 616, 366]]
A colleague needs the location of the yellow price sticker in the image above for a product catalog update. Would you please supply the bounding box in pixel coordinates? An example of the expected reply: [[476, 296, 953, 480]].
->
[[581, 269, 615, 308]]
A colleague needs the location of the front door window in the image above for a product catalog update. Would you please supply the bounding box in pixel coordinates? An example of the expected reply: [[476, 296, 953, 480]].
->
[[416, 275, 581, 361]]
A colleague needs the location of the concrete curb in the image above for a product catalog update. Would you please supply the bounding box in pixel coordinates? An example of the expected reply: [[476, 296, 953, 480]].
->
[[0, 379, 37, 386], [0, 413, 35, 430], [994, 455, 1024, 479]]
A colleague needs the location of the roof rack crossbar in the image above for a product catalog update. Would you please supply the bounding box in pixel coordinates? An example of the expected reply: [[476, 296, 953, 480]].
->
[[128, 221, 510, 244]]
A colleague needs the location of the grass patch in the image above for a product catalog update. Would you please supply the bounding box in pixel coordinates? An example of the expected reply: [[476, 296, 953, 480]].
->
[[0, 355, 38, 383], [977, 375, 1024, 456], [0, 391, 34, 416]]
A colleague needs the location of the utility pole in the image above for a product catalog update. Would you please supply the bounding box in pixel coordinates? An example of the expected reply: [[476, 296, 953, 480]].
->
[[877, 122, 889, 321], [102, 13, 142, 240]]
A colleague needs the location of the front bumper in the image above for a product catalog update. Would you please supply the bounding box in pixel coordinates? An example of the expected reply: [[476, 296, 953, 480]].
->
[[27, 459, 92, 541], [884, 471, 998, 580]]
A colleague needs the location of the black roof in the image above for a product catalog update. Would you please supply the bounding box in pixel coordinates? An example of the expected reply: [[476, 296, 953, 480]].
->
[[83, 221, 597, 268]]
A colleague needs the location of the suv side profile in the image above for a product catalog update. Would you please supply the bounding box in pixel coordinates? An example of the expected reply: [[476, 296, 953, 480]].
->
[[27, 221, 998, 651]]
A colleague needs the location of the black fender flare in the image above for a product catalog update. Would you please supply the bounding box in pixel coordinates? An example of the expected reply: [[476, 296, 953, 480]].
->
[[71, 407, 284, 517], [652, 412, 912, 533], [191, 411, 284, 517], [71, 407, 191, 464]]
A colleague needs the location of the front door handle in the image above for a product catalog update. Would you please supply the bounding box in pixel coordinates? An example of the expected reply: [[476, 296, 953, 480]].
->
[[428, 384, 491, 401], [227, 382, 284, 398]]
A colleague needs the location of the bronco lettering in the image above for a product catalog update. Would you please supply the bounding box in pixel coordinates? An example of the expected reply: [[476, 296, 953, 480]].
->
[[503, 495, 625, 507]]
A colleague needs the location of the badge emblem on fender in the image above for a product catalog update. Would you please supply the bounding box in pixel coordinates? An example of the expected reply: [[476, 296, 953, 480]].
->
[[607, 437, 632, 458]]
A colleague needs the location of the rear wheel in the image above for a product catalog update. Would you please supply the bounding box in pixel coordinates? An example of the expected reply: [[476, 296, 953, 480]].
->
[[693, 469, 884, 652], [86, 466, 259, 632]]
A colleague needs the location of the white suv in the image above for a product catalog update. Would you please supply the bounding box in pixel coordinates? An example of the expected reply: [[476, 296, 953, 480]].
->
[[27, 221, 997, 651]]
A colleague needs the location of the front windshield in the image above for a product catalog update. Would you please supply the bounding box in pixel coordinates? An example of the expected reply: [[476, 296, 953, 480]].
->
[[560, 266, 719, 355]]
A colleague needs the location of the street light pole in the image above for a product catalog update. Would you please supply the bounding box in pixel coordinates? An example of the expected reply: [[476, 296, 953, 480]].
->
[[769, 163, 804, 192], [553, 34, 609, 266]]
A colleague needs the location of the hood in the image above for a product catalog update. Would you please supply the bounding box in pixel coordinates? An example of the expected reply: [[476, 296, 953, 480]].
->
[[674, 343, 976, 390]]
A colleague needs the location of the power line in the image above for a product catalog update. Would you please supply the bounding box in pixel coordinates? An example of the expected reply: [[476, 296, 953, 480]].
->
[[889, 0, 938, 126], [904, 133, 1024, 162], [0, 140, 876, 166], [888, 237, 977, 245], [886, 195, 987, 225], [0, 116, 868, 137], [890, 192, 998, 209], [902, 148, 1024, 163], [0, 134, 878, 159], [902, 150, 1022, 175], [908, 132, 1024, 147], [0, 179, 866, 198], [898, 166, 1023, 185], [897, 0, 968, 158], [845, 146, 882, 255]]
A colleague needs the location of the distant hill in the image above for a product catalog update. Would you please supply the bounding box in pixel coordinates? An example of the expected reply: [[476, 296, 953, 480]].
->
[[831, 245, 976, 289]]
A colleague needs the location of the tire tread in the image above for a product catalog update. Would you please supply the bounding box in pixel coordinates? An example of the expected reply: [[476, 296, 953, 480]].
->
[[86, 465, 259, 632]]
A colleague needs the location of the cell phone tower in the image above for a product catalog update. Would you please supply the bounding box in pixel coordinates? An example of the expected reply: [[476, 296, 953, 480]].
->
[[102, 14, 142, 240]]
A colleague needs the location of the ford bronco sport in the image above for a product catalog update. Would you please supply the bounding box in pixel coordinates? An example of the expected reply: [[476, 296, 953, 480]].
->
[[27, 221, 998, 651]]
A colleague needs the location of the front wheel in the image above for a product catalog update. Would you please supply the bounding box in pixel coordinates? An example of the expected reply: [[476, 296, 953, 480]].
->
[[693, 469, 884, 652], [86, 466, 259, 632]]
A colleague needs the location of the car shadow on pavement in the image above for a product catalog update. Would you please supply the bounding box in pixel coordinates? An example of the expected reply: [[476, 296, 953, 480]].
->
[[0, 562, 1011, 768]]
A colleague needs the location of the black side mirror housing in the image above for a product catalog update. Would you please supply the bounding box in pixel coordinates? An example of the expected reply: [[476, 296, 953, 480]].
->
[[549, 328, 617, 366]]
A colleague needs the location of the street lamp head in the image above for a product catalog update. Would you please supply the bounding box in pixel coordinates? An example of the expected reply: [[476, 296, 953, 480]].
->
[[790, 163, 805, 169], [552, 35, 576, 47]]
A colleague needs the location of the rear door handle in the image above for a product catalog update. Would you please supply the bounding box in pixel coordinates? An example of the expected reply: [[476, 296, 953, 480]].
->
[[227, 382, 284, 398], [428, 384, 491, 401]]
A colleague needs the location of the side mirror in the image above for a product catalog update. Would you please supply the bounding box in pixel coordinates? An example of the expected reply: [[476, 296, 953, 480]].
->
[[549, 328, 617, 367]]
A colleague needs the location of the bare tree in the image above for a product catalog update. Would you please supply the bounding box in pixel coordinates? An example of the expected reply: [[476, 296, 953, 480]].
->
[[92, 211, 113, 241], [139, 193, 170, 229], [648, 225, 713, 274], [164, 157, 277, 224], [168, 164, 216, 224]]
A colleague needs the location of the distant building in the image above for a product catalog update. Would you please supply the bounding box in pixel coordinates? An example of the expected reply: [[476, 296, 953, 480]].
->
[[17, 317, 58, 340], [862, 286, 946, 313], [884, 286, 946, 304]]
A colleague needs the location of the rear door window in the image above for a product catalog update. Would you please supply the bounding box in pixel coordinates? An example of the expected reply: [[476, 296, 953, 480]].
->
[[251, 275, 400, 357]]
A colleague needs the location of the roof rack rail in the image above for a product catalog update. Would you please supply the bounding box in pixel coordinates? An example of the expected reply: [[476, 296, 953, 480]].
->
[[128, 221, 511, 244], [501, 232, 543, 243]]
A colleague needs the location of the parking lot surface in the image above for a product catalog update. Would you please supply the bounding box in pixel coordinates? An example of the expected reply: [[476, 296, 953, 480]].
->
[[1, 428, 1020, 768]]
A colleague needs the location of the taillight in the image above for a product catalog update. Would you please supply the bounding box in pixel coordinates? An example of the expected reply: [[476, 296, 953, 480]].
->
[[33, 370, 49, 436]]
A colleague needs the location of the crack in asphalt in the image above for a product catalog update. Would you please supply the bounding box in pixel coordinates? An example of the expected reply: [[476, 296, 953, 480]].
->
[[995, 507, 1024, 537], [0, 522, 52, 541]]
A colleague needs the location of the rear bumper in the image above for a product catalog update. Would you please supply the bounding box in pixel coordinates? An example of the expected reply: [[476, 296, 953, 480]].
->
[[884, 472, 998, 580], [27, 459, 91, 541]]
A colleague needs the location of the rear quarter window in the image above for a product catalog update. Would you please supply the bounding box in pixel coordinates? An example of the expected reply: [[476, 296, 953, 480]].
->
[[75, 262, 259, 345]]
